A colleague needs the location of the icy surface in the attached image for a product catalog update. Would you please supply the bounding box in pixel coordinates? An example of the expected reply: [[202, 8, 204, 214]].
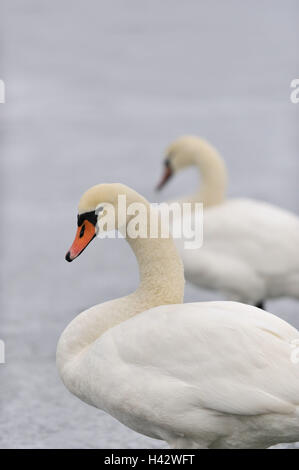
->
[[1, 0, 299, 449]]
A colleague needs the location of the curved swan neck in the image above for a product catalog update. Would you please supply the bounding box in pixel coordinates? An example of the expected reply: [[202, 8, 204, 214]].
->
[[127, 236, 184, 305], [181, 139, 228, 207], [121, 189, 184, 304]]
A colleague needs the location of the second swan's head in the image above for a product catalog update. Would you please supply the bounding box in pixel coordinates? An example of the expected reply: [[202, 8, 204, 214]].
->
[[65, 183, 149, 262], [156, 135, 223, 190]]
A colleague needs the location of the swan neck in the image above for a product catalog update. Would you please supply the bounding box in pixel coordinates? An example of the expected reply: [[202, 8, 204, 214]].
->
[[191, 143, 228, 207], [127, 235, 184, 305]]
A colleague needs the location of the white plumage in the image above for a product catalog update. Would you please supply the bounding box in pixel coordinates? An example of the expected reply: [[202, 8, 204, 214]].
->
[[157, 136, 299, 306], [63, 301, 299, 449], [58, 184, 299, 449], [176, 198, 299, 304]]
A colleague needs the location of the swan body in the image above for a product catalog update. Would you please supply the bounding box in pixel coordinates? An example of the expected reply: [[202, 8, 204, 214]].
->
[[157, 136, 299, 306], [174, 198, 299, 304], [58, 184, 299, 448]]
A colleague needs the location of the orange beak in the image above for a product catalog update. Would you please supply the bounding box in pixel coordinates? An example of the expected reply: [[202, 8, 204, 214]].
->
[[65, 219, 96, 262], [156, 165, 173, 191]]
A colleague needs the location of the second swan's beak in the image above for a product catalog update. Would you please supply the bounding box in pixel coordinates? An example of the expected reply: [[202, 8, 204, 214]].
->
[[156, 165, 173, 191], [65, 219, 96, 262]]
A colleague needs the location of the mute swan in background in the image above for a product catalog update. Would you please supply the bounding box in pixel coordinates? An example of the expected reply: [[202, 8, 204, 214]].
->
[[156, 136, 299, 308], [58, 183, 299, 449]]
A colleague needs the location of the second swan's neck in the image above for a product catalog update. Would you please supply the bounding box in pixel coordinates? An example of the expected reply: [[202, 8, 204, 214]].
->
[[181, 140, 228, 207], [57, 213, 184, 371]]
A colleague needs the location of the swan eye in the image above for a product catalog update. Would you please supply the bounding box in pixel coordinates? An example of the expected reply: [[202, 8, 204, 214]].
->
[[77, 211, 98, 227], [79, 224, 85, 238], [165, 158, 171, 168], [96, 206, 104, 215]]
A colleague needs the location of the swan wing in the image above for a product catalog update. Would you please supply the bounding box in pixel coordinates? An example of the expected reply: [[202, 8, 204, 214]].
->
[[98, 302, 299, 418], [175, 199, 299, 300], [202, 199, 299, 275]]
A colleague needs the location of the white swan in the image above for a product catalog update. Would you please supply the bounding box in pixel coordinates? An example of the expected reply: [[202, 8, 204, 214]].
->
[[156, 136, 299, 308], [58, 183, 299, 449]]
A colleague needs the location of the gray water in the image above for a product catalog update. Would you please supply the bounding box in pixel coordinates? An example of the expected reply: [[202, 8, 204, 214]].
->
[[1, 0, 299, 449]]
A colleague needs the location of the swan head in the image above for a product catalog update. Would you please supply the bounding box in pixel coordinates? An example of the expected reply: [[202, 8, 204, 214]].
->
[[65, 183, 147, 262], [156, 135, 219, 190]]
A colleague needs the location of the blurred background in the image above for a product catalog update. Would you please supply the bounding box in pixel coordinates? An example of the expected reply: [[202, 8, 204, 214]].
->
[[1, 0, 299, 449]]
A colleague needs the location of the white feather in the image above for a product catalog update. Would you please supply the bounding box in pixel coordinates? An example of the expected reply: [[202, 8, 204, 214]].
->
[[176, 198, 299, 303], [58, 184, 299, 449], [60, 301, 299, 448]]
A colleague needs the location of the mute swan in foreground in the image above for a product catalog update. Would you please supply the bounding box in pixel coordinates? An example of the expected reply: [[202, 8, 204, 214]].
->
[[58, 183, 299, 449], [157, 136, 299, 308]]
